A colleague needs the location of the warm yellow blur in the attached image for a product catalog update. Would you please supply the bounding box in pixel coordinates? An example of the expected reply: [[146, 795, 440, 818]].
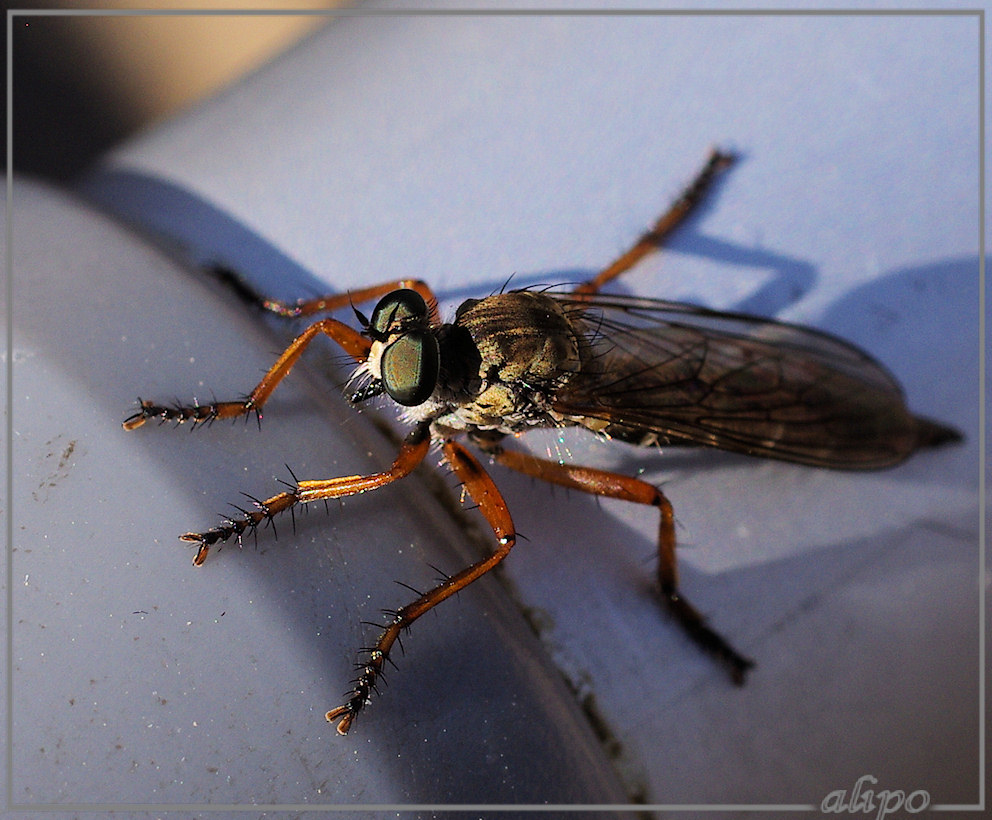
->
[[11, 0, 347, 177], [29, 1, 340, 122]]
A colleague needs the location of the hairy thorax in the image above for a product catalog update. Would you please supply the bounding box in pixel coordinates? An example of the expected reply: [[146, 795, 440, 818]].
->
[[422, 291, 585, 435]]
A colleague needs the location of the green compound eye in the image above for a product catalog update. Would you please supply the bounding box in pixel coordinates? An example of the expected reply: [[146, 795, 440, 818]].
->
[[381, 330, 439, 406], [370, 289, 429, 339]]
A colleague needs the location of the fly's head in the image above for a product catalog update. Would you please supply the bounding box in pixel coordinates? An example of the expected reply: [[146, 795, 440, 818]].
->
[[352, 289, 440, 408]]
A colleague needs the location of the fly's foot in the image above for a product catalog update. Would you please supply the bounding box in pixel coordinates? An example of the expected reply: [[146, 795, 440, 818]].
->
[[325, 672, 375, 736], [122, 397, 260, 431], [326, 652, 385, 735], [326, 618, 403, 735], [180, 487, 301, 566], [325, 702, 360, 736], [662, 587, 754, 685], [123, 398, 219, 430]]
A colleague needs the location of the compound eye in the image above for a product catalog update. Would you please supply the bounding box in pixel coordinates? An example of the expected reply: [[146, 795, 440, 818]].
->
[[381, 331, 439, 406], [370, 289, 429, 339]]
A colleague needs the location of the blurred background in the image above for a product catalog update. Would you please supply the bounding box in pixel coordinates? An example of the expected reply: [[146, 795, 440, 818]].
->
[[7, 0, 341, 182]]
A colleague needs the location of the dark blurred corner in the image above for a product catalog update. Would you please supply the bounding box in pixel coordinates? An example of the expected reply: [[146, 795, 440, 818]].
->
[[5, 1, 338, 183]]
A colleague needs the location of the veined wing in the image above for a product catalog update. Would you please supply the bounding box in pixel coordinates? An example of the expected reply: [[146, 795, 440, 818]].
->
[[550, 292, 953, 469]]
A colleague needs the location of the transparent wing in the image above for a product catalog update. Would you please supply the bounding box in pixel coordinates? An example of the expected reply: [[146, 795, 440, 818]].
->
[[550, 293, 947, 469]]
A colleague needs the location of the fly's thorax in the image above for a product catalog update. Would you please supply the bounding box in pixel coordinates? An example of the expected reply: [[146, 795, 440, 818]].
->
[[430, 291, 583, 432], [457, 291, 582, 384]]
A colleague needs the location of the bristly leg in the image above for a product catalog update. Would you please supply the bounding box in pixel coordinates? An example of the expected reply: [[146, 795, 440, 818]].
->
[[181, 485, 302, 566], [210, 263, 441, 324], [489, 445, 753, 685], [574, 148, 735, 297], [122, 273, 442, 433], [325, 438, 517, 735], [122, 314, 375, 434], [179, 423, 433, 568], [122, 396, 259, 431]]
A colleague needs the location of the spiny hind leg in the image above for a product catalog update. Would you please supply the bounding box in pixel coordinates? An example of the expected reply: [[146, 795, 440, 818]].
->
[[574, 148, 735, 297], [489, 445, 753, 684]]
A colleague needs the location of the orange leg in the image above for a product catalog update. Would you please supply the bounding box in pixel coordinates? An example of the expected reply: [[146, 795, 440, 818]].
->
[[123, 318, 369, 430], [573, 149, 734, 297], [256, 279, 440, 325], [213, 266, 440, 324], [122, 277, 441, 431], [490, 446, 753, 684], [179, 422, 432, 566], [326, 438, 516, 735]]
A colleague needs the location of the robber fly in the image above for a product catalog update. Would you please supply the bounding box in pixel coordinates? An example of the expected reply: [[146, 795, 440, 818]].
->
[[124, 150, 960, 734]]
